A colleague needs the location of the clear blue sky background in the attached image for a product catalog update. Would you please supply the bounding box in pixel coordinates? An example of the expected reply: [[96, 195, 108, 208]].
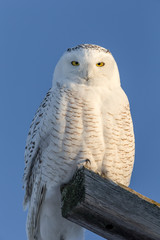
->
[[1, 0, 160, 239]]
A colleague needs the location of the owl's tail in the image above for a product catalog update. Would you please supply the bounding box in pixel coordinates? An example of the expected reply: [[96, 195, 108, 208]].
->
[[26, 175, 46, 240]]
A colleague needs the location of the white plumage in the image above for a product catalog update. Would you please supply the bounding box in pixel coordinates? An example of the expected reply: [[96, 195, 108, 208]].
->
[[23, 44, 135, 240]]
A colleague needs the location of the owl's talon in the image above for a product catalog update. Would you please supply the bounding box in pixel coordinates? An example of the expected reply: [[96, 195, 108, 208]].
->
[[77, 158, 91, 169], [85, 159, 91, 165]]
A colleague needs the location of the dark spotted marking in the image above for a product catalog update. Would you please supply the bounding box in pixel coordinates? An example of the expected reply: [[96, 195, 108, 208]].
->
[[42, 103, 46, 108], [46, 90, 51, 96], [41, 187, 44, 194], [67, 44, 110, 54]]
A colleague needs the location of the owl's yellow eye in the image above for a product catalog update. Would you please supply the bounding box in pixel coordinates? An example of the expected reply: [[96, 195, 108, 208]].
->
[[96, 62, 105, 67], [71, 61, 80, 66]]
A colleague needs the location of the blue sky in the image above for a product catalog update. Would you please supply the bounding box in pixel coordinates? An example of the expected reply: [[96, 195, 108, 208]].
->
[[1, 0, 160, 239]]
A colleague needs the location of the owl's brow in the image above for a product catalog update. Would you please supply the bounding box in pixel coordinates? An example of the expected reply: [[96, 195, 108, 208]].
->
[[67, 44, 110, 54]]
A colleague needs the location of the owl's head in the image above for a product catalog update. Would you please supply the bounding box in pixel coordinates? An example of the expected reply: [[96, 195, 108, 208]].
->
[[52, 44, 120, 89]]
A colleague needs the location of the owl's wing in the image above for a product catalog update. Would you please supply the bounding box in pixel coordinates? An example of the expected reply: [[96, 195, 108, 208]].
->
[[23, 89, 52, 204], [103, 100, 135, 187], [23, 89, 52, 238]]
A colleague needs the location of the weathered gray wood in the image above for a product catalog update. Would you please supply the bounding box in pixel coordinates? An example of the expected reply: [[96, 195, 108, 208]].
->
[[61, 167, 160, 240]]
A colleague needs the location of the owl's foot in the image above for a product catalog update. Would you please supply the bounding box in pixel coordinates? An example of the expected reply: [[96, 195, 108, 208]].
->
[[77, 158, 91, 169]]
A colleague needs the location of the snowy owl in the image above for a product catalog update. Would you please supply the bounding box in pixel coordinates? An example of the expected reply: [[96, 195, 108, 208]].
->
[[23, 44, 135, 240]]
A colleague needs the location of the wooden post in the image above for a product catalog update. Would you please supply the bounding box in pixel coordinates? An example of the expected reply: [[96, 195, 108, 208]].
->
[[61, 167, 160, 240]]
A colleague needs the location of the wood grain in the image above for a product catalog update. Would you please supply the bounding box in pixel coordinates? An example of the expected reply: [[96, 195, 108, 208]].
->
[[61, 167, 160, 240]]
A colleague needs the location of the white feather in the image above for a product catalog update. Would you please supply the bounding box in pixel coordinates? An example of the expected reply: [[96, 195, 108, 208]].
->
[[23, 44, 135, 240]]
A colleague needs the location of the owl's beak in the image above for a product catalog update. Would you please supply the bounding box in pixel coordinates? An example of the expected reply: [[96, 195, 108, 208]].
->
[[83, 67, 93, 81], [83, 69, 90, 81]]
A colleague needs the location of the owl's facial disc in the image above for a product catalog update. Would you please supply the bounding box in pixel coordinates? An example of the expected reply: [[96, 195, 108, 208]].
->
[[53, 45, 121, 89], [69, 53, 108, 83], [70, 60, 106, 81]]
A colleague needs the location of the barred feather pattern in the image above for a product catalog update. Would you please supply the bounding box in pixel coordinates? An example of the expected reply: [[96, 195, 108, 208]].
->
[[23, 44, 135, 240], [102, 105, 135, 185], [23, 84, 134, 239]]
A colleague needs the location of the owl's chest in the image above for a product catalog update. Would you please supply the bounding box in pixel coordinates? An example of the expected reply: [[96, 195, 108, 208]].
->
[[53, 90, 103, 135], [49, 89, 105, 164]]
